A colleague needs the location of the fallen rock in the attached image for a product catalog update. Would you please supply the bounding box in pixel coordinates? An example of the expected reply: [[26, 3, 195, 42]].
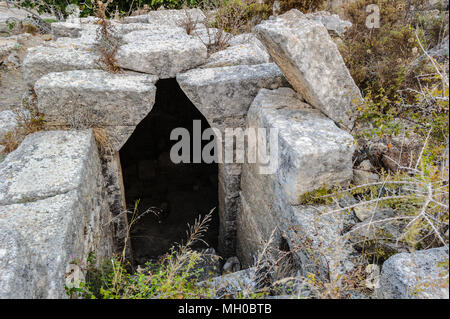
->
[[116, 38, 207, 78], [348, 208, 407, 258], [120, 26, 188, 43], [378, 247, 449, 299], [34, 70, 157, 151], [254, 9, 362, 129], [305, 11, 352, 37]]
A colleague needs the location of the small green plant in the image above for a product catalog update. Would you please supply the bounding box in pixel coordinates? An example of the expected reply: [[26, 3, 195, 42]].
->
[[67, 208, 217, 299]]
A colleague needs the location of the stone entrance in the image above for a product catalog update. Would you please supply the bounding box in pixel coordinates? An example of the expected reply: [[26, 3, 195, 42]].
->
[[119, 79, 219, 264]]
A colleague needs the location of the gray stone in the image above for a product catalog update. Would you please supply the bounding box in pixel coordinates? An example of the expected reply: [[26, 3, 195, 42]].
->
[[146, 8, 206, 27], [123, 14, 149, 24], [34, 70, 157, 150], [201, 41, 270, 68], [348, 208, 406, 256], [51, 22, 83, 38], [0, 222, 34, 299], [202, 267, 256, 297], [249, 87, 354, 204], [254, 9, 362, 129], [116, 37, 207, 78], [22, 44, 100, 87], [305, 11, 352, 37], [177, 63, 288, 130], [0, 38, 18, 59], [120, 26, 188, 43], [0, 110, 17, 143], [0, 130, 113, 298], [378, 247, 449, 299]]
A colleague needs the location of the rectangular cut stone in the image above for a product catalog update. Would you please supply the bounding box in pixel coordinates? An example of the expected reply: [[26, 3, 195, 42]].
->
[[0, 130, 113, 298], [254, 9, 362, 129], [116, 38, 207, 78], [146, 8, 206, 27], [34, 70, 157, 127], [249, 87, 354, 204], [22, 45, 100, 86], [177, 63, 288, 130]]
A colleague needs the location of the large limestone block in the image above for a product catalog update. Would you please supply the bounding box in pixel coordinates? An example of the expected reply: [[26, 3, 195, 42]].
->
[[176, 63, 288, 130], [22, 45, 100, 87], [0, 130, 113, 298], [378, 247, 449, 299], [35, 70, 157, 127], [121, 26, 188, 43], [147, 8, 206, 27], [201, 41, 270, 68], [116, 38, 207, 78], [34, 70, 157, 150], [248, 87, 354, 204], [254, 9, 362, 129], [0, 110, 17, 143]]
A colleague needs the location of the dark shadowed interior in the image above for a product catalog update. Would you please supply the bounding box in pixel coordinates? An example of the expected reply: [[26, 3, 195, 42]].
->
[[119, 79, 219, 266]]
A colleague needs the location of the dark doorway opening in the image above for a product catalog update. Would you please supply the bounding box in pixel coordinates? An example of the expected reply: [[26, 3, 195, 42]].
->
[[119, 79, 219, 266]]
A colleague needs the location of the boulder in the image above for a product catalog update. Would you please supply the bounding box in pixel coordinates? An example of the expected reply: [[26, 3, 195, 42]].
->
[[0, 130, 113, 298], [378, 247, 449, 299], [116, 37, 207, 78], [202, 267, 256, 297], [34, 70, 157, 151], [254, 9, 362, 129]]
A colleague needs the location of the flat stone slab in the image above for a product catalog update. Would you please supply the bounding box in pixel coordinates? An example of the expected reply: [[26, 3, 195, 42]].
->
[[22, 44, 100, 87], [201, 41, 270, 68], [176, 63, 288, 129], [34, 70, 157, 151], [116, 37, 207, 78], [0, 130, 99, 205], [147, 8, 206, 27], [254, 9, 362, 129], [248, 87, 354, 204], [0, 130, 112, 298], [121, 26, 188, 43], [378, 247, 449, 299]]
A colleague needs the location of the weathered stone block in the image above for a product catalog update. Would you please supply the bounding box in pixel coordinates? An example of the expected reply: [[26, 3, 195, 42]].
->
[[34, 70, 157, 150], [177, 63, 288, 130], [22, 45, 100, 87], [248, 87, 354, 204], [0, 130, 113, 298], [116, 38, 207, 78], [254, 9, 362, 129]]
